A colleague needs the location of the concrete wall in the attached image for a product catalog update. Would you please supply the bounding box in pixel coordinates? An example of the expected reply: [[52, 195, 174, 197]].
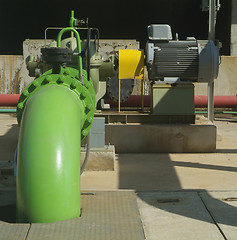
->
[[194, 56, 237, 95], [231, 0, 237, 55], [0, 55, 24, 94]]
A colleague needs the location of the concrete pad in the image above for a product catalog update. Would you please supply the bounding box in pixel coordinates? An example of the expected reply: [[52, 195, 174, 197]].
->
[[80, 145, 115, 171], [200, 191, 237, 240], [0, 114, 18, 163], [81, 152, 237, 191], [170, 153, 237, 190], [215, 118, 237, 151], [81, 171, 118, 191], [105, 117, 216, 153], [137, 191, 224, 240]]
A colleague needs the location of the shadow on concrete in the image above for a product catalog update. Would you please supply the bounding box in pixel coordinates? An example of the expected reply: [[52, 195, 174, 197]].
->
[[216, 149, 237, 153], [118, 154, 181, 191], [0, 190, 16, 223], [0, 204, 16, 223], [0, 121, 18, 223], [118, 153, 237, 228], [172, 160, 237, 172], [0, 124, 18, 162], [215, 117, 237, 123]]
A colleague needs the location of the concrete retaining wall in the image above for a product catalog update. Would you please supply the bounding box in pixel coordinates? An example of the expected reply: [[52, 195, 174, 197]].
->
[[0, 55, 24, 94], [194, 56, 237, 96], [231, 0, 237, 56]]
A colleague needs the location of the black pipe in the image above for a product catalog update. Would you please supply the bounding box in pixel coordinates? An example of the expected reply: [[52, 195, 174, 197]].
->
[[86, 28, 91, 81]]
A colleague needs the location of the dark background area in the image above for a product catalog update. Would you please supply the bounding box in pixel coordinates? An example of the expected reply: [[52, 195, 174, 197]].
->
[[0, 0, 231, 55]]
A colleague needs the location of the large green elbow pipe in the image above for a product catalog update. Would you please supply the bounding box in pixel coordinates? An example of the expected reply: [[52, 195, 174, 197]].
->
[[16, 68, 95, 223], [17, 85, 83, 222]]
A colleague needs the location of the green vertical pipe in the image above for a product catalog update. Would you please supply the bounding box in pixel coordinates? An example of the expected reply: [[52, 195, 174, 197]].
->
[[70, 10, 75, 27], [17, 85, 84, 223], [57, 27, 83, 80], [70, 10, 75, 38]]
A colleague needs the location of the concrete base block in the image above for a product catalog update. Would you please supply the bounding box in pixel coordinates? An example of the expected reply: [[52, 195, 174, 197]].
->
[[80, 145, 115, 171], [105, 116, 216, 153]]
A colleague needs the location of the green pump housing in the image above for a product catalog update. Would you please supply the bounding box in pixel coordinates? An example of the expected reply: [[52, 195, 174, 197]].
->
[[16, 13, 96, 223]]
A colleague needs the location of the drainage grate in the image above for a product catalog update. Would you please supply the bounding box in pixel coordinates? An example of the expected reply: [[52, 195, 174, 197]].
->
[[26, 191, 145, 240]]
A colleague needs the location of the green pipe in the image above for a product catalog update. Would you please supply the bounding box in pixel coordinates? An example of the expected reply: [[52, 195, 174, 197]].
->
[[195, 111, 237, 114], [0, 109, 16, 113], [57, 27, 83, 81], [70, 10, 75, 38], [70, 10, 76, 27], [17, 85, 84, 223]]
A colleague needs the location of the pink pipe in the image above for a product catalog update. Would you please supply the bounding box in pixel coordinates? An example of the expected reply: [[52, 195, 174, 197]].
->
[[106, 95, 237, 108], [0, 94, 20, 106], [1, 94, 237, 108]]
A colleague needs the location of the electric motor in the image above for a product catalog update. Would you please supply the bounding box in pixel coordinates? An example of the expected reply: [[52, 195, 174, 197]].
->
[[146, 25, 219, 82]]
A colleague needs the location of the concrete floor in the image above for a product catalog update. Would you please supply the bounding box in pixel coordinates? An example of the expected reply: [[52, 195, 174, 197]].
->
[[0, 113, 237, 239]]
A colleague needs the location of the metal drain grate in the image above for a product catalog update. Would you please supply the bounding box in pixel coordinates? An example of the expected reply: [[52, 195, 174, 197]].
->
[[0, 222, 30, 240], [26, 191, 144, 240]]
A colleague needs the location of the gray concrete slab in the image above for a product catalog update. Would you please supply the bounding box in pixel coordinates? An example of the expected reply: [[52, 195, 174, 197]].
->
[[200, 191, 237, 240], [137, 191, 224, 240]]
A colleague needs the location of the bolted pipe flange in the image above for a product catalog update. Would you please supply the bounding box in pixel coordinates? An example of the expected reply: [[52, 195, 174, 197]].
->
[[17, 66, 95, 141]]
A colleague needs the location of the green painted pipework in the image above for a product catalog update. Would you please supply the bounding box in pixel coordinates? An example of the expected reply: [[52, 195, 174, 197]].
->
[[0, 109, 17, 113], [16, 15, 96, 222], [195, 111, 237, 114], [16, 67, 95, 223], [17, 85, 83, 223], [57, 27, 83, 81], [70, 10, 76, 27]]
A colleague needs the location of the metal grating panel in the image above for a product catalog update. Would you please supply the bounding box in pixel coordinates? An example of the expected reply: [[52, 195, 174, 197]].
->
[[0, 222, 30, 240], [26, 191, 144, 240]]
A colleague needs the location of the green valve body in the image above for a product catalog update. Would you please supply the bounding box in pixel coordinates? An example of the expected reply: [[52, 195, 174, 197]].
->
[[16, 66, 95, 223]]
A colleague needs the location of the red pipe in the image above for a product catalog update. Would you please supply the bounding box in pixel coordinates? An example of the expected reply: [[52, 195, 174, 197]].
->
[[195, 95, 237, 108], [0, 94, 20, 106], [1, 94, 237, 108], [106, 95, 237, 108]]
